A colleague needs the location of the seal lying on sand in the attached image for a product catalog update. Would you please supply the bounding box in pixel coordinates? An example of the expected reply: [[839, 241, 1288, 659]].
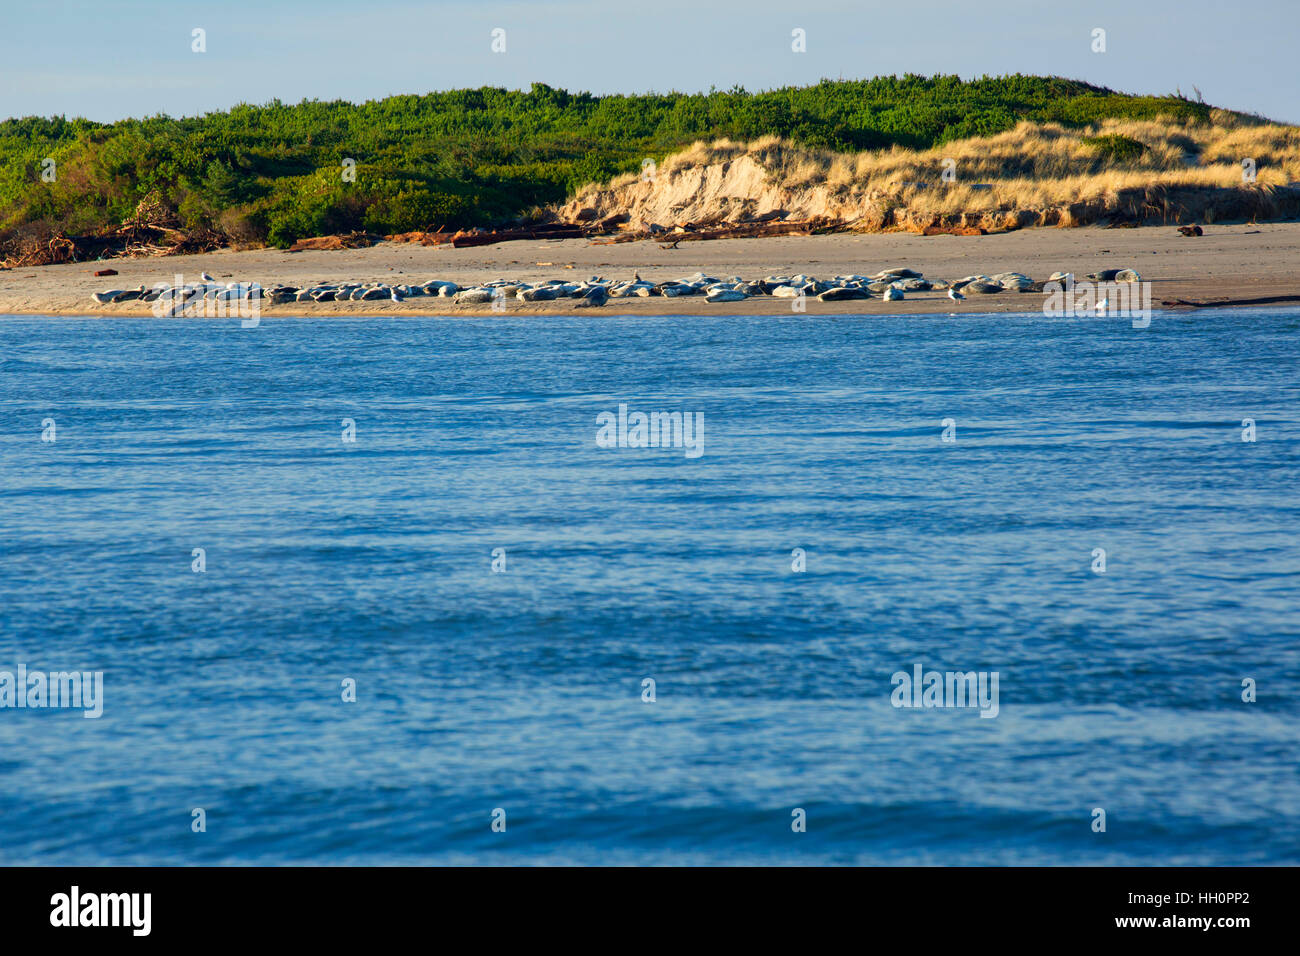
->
[[991, 273, 1034, 292], [1087, 268, 1142, 281], [818, 287, 871, 301], [705, 288, 748, 302], [574, 286, 609, 307]]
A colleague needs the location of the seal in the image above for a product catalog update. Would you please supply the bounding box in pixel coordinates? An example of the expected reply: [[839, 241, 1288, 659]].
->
[[705, 289, 747, 302], [574, 286, 609, 308], [818, 287, 870, 301]]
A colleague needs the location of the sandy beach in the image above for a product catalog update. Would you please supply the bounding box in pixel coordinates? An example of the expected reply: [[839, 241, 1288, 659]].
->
[[3, 221, 1299, 317]]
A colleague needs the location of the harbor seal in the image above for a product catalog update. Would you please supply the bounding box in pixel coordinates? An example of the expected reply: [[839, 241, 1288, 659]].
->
[[658, 283, 695, 297], [993, 274, 1035, 292], [573, 286, 609, 307], [1086, 269, 1141, 282], [818, 287, 870, 301], [705, 289, 748, 302]]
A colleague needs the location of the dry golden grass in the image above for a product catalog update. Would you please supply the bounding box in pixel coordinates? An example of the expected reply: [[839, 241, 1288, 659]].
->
[[586, 114, 1299, 218], [561, 110, 1300, 232]]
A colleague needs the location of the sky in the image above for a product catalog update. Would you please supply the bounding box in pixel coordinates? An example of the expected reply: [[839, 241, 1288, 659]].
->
[[1, 0, 1295, 124]]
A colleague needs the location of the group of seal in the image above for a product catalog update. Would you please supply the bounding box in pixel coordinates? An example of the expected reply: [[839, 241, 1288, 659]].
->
[[89, 267, 1143, 310], [89, 281, 259, 308]]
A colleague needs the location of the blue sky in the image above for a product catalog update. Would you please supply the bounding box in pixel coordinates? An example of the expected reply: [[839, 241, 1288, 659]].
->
[[1, 0, 1295, 123]]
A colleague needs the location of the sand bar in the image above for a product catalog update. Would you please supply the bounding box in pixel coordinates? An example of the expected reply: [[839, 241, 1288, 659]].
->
[[2, 222, 1299, 317]]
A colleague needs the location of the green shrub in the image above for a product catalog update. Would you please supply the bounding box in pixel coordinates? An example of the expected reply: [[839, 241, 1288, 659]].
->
[[362, 189, 468, 233], [0, 76, 1249, 246], [1081, 133, 1148, 162]]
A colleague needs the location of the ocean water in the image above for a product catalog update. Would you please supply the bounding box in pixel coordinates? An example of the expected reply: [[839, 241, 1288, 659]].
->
[[0, 308, 1297, 866]]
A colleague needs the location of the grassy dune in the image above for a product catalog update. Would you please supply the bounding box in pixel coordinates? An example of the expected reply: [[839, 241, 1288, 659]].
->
[[568, 111, 1300, 231], [0, 76, 1248, 260]]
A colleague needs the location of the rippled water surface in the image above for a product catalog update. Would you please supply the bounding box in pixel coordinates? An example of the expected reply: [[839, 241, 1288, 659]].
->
[[1, 308, 1297, 864]]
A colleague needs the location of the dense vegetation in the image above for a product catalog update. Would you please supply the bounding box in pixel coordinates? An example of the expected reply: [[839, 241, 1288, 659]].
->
[[0, 75, 1216, 248], [1081, 133, 1148, 162]]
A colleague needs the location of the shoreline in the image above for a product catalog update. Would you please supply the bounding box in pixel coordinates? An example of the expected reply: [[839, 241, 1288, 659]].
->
[[8, 299, 1300, 321], [3, 222, 1299, 318]]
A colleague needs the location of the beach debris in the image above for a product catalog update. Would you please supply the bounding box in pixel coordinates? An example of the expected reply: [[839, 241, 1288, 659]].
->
[[1178, 225, 1204, 237], [433, 225, 587, 248], [93, 268, 118, 277], [1162, 293, 1300, 309], [608, 216, 840, 245], [921, 225, 986, 236], [287, 232, 377, 252]]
